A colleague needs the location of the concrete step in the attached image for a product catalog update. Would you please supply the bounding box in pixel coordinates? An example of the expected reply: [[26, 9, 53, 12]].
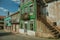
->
[[50, 29, 57, 32]]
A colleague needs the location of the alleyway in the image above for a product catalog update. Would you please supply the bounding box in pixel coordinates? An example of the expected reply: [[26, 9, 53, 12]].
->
[[0, 30, 60, 40]]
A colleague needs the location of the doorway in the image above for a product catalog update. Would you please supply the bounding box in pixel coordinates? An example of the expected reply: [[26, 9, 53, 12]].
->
[[24, 21, 28, 34]]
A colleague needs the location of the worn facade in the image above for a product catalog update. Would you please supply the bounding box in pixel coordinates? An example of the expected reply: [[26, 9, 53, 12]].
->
[[11, 12, 20, 33], [4, 16, 11, 32], [4, 11, 20, 33], [20, 0, 36, 36], [0, 16, 5, 29], [4, 0, 60, 38], [20, 0, 60, 38]]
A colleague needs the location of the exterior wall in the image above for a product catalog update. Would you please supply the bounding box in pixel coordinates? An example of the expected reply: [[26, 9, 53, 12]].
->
[[12, 24, 19, 33], [47, 1, 60, 29], [20, 0, 36, 36], [11, 13, 20, 22], [11, 13, 20, 33], [36, 1, 51, 37], [20, 0, 60, 38], [36, 20, 54, 38], [20, 0, 54, 37], [0, 20, 4, 29], [4, 17, 11, 32]]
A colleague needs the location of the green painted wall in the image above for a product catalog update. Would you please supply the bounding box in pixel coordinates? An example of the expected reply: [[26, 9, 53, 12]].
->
[[20, 0, 37, 31], [4, 17, 11, 26]]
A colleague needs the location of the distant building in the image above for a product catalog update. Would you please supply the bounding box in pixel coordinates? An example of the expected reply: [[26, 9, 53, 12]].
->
[[4, 11, 20, 33], [4, 16, 11, 32], [11, 11, 20, 33], [0, 16, 5, 29]]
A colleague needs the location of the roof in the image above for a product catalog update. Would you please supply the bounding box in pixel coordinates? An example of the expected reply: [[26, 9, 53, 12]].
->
[[0, 16, 5, 19], [11, 11, 20, 16]]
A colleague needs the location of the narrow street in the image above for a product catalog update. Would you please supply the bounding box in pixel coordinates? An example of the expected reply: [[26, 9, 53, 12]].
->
[[1, 0, 60, 40], [0, 30, 60, 40]]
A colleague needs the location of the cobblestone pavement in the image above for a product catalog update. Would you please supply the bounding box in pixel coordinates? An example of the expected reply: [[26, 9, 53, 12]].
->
[[0, 30, 60, 40]]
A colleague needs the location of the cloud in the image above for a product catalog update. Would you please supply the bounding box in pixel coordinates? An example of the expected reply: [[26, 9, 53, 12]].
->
[[0, 7, 8, 12], [0, 7, 4, 10], [12, 0, 20, 4]]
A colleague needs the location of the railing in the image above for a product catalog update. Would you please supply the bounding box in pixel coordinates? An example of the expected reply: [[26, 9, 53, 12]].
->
[[47, 17, 60, 33], [41, 16, 60, 33]]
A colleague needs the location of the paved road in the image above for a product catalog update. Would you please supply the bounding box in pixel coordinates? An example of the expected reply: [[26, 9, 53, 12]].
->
[[0, 30, 60, 40]]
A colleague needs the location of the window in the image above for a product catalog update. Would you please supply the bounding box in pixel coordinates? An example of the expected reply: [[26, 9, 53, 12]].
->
[[30, 6, 34, 12], [30, 23, 33, 30], [22, 9, 25, 14], [25, 8, 28, 13], [25, 24, 27, 29], [21, 23, 23, 29], [40, 7, 49, 16], [24, 23, 27, 32], [30, 21, 34, 30]]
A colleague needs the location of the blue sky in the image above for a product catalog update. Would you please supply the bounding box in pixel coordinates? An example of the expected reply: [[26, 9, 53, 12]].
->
[[0, 0, 20, 16]]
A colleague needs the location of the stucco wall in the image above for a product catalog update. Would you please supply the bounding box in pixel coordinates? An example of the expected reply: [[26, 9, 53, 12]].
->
[[47, 1, 60, 24], [11, 13, 20, 33], [11, 13, 20, 22], [36, 20, 54, 38]]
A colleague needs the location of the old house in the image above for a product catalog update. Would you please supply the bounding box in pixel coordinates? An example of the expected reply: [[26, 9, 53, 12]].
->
[[4, 0, 60, 38], [11, 11, 20, 33], [20, 0, 60, 38], [4, 11, 20, 33], [20, 0, 36, 36], [4, 16, 11, 32], [0, 16, 5, 29]]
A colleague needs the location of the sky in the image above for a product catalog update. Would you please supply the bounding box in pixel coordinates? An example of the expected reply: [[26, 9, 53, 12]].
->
[[0, 0, 20, 16]]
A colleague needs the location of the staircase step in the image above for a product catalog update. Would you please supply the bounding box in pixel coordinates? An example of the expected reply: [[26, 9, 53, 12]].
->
[[50, 29, 57, 32], [48, 27, 54, 30], [55, 33, 60, 36], [54, 34, 60, 38], [57, 34, 60, 38], [54, 35, 59, 38], [53, 31, 59, 35], [49, 28, 54, 30], [47, 26, 52, 28]]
